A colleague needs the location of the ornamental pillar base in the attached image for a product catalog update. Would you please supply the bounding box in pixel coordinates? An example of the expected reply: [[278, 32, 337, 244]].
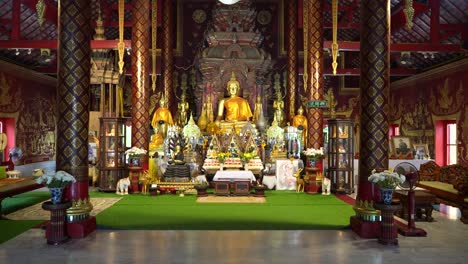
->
[[350, 216, 380, 238], [67, 216, 96, 238]]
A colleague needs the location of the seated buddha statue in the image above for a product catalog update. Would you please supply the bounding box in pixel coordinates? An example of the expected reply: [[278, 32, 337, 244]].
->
[[151, 95, 174, 129], [151, 95, 173, 138], [216, 72, 253, 123]]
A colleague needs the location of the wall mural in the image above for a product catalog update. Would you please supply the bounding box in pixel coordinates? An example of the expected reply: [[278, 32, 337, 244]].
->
[[0, 71, 56, 164]]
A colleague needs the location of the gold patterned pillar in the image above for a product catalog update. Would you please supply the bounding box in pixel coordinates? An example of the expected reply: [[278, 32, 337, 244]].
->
[[57, 0, 95, 237], [131, 0, 151, 162], [306, 0, 324, 149], [286, 0, 298, 122], [357, 0, 390, 202], [162, 0, 174, 110]]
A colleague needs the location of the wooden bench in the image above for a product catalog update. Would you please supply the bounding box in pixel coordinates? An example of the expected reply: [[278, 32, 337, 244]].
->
[[0, 178, 43, 217], [417, 161, 468, 224]]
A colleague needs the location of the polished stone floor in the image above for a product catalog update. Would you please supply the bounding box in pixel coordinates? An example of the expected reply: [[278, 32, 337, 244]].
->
[[0, 204, 467, 264]]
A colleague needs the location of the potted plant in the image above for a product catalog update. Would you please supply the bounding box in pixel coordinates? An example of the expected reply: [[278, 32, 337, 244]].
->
[[125, 146, 148, 167], [194, 181, 209, 197], [368, 169, 406, 204], [215, 152, 229, 170], [302, 147, 325, 168], [36, 171, 77, 204]]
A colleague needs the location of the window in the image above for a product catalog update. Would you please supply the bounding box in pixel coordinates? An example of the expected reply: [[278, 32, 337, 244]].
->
[[435, 120, 457, 166], [446, 122, 457, 165], [389, 124, 399, 139]]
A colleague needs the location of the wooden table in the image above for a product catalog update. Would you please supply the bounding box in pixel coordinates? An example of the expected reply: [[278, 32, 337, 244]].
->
[[394, 190, 436, 222]]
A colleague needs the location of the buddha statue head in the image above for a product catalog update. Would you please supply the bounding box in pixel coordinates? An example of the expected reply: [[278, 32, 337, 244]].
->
[[297, 106, 304, 115], [159, 93, 168, 107], [226, 72, 240, 97]]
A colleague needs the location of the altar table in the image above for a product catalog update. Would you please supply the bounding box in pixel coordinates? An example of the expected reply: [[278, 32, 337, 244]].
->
[[213, 171, 256, 182]]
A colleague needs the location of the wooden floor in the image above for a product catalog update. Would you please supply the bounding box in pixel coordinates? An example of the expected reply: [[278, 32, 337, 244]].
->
[[0, 201, 467, 264]]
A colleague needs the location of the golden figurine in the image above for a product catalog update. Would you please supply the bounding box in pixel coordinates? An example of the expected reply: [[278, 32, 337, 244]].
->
[[151, 94, 174, 138], [176, 92, 189, 127], [273, 91, 285, 127], [216, 72, 253, 122], [292, 106, 307, 130], [292, 106, 308, 145], [151, 95, 174, 127]]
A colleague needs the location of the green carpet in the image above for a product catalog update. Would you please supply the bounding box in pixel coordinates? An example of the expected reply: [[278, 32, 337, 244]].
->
[[0, 220, 43, 244], [93, 191, 354, 230], [1, 191, 50, 214]]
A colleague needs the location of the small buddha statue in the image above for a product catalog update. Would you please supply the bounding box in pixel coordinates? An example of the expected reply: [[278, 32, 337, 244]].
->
[[273, 92, 285, 127], [216, 72, 253, 122], [176, 93, 189, 127], [169, 145, 185, 165]]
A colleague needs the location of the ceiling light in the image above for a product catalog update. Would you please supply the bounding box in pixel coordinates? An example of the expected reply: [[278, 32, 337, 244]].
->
[[218, 0, 241, 5]]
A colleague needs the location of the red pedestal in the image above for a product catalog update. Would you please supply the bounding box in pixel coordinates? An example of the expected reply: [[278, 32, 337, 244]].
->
[[374, 203, 401, 245], [305, 167, 322, 194], [350, 216, 380, 238], [129, 167, 142, 194], [42, 201, 72, 245], [67, 216, 97, 238]]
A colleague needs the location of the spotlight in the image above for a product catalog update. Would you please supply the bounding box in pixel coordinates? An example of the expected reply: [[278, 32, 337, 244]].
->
[[27, 49, 32, 55], [423, 53, 428, 59], [126, 48, 131, 55], [15, 49, 20, 56], [430, 53, 435, 59]]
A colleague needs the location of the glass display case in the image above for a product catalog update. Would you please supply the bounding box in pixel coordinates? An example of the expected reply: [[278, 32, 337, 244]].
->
[[327, 119, 354, 194], [98, 117, 128, 191]]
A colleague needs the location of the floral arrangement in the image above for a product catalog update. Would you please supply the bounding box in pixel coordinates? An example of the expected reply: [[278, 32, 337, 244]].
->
[[240, 151, 257, 163], [368, 169, 406, 189], [125, 146, 148, 157], [216, 152, 230, 164], [36, 171, 77, 188], [302, 147, 325, 159]]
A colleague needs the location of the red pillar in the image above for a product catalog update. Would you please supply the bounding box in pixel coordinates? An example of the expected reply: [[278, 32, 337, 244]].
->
[[286, 0, 298, 122], [57, 0, 96, 238]]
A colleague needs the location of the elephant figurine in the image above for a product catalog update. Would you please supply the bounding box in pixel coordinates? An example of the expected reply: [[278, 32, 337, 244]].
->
[[116, 177, 130, 195]]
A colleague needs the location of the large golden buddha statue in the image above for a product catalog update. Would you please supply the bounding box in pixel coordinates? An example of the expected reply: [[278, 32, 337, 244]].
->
[[151, 95, 174, 128], [216, 72, 253, 122]]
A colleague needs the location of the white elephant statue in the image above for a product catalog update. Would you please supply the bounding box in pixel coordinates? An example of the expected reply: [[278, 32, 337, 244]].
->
[[116, 177, 130, 195], [322, 177, 331, 195]]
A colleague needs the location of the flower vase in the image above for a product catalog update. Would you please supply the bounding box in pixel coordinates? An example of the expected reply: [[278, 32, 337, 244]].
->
[[380, 188, 394, 205], [219, 163, 224, 171], [244, 163, 249, 171], [130, 157, 141, 167], [49, 187, 64, 204], [308, 158, 317, 168]]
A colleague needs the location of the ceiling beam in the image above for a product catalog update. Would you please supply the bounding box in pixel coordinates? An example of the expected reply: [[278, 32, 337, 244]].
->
[[0, 40, 463, 53]]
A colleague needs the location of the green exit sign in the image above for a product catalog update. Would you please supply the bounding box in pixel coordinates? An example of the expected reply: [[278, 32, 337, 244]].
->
[[307, 100, 328, 108]]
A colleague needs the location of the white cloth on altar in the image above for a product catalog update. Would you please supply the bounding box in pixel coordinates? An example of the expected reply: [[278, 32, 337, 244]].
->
[[213, 170, 256, 182], [275, 159, 299, 190]]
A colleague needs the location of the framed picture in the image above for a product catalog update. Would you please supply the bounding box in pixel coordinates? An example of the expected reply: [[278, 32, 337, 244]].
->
[[392, 136, 413, 159], [414, 143, 429, 159]]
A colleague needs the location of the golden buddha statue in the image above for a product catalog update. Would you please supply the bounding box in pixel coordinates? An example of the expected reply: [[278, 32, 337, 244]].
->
[[176, 93, 189, 127], [216, 72, 253, 122], [151, 95, 173, 138], [292, 106, 307, 130], [151, 95, 174, 127], [292, 106, 308, 146]]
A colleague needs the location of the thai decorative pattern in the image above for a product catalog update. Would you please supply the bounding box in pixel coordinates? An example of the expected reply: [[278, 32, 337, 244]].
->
[[162, 0, 174, 111], [56, 0, 91, 183], [356, 0, 390, 205], [306, 0, 324, 149], [131, 0, 151, 162], [286, 0, 297, 120]]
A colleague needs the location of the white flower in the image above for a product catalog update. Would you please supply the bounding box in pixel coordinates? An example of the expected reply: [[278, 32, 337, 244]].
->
[[368, 169, 406, 189], [36, 171, 76, 188], [125, 146, 148, 157], [302, 147, 325, 159]]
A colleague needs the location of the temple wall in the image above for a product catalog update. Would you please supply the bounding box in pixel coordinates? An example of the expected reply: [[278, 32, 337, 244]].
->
[[0, 60, 57, 164]]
